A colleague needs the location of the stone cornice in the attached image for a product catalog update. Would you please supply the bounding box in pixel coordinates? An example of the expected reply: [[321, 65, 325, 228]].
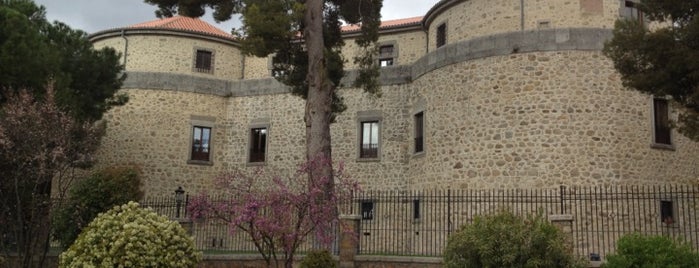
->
[[121, 28, 612, 97], [90, 28, 240, 46]]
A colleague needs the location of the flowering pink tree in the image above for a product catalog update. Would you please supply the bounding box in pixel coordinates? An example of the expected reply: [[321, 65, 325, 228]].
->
[[0, 88, 105, 267], [189, 156, 359, 268]]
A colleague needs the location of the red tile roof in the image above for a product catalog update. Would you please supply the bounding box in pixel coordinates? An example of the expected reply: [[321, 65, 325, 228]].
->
[[129, 16, 234, 39], [342, 16, 423, 32]]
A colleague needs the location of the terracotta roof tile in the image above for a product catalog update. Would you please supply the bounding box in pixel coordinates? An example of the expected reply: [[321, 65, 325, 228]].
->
[[342, 16, 423, 32], [129, 16, 234, 39]]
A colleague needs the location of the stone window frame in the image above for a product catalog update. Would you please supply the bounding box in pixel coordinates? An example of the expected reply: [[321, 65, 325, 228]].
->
[[357, 110, 383, 162], [188, 115, 216, 166], [650, 96, 674, 150], [377, 40, 399, 67], [247, 119, 270, 166], [192, 47, 215, 74], [436, 21, 448, 48]]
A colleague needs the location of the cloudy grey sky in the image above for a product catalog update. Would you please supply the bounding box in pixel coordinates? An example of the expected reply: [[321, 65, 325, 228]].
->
[[33, 0, 440, 34]]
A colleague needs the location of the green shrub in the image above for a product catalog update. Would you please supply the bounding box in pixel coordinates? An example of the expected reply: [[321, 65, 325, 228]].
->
[[52, 165, 143, 248], [603, 233, 699, 268], [59, 202, 201, 268], [444, 210, 585, 268], [300, 250, 336, 268]]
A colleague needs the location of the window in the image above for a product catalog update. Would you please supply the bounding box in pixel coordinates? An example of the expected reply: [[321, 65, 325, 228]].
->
[[414, 112, 424, 153], [249, 127, 267, 163], [270, 54, 287, 77], [194, 49, 213, 73], [360, 201, 374, 220], [379, 45, 395, 67], [360, 121, 379, 158], [191, 126, 211, 161], [653, 98, 671, 145], [413, 199, 421, 220], [436, 23, 447, 48], [661, 200, 674, 225], [621, 0, 644, 24]]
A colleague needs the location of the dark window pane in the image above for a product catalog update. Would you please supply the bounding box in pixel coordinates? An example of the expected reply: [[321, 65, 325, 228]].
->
[[436, 24, 446, 48], [413, 199, 420, 219], [191, 126, 211, 161], [379, 45, 394, 56], [654, 98, 671, 145], [661, 200, 674, 224], [249, 127, 267, 162], [361, 201, 374, 220], [414, 112, 424, 153], [195, 50, 212, 72]]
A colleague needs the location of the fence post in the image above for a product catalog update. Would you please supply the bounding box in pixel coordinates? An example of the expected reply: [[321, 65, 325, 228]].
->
[[548, 214, 575, 259], [339, 214, 361, 268]]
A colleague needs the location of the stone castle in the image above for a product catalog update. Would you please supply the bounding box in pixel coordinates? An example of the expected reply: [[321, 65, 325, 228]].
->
[[89, 0, 699, 196]]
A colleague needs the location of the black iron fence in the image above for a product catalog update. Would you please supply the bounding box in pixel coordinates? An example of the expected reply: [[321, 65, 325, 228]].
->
[[142, 184, 699, 260]]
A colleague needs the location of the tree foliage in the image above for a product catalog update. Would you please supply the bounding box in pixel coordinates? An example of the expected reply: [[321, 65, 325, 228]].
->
[[443, 210, 585, 268], [604, 0, 699, 141], [52, 166, 144, 248], [59, 202, 202, 268], [188, 157, 359, 268], [0, 88, 105, 267], [603, 233, 699, 268], [0, 0, 126, 121]]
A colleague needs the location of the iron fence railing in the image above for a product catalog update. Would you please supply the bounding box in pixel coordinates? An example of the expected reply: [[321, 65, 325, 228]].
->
[[142, 185, 699, 260]]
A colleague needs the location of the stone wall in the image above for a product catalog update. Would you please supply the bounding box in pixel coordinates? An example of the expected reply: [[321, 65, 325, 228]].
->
[[424, 0, 622, 52], [93, 34, 243, 81], [97, 89, 228, 195], [90, 1, 699, 197], [408, 50, 699, 189]]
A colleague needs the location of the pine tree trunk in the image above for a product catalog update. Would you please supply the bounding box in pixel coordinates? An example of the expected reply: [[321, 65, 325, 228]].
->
[[304, 0, 334, 190]]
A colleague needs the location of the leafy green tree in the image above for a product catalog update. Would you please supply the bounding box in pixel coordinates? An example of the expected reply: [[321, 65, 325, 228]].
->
[[603, 233, 699, 268], [443, 210, 585, 268], [52, 166, 144, 248], [0, 0, 126, 121], [143, 0, 383, 197], [604, 0, 699, 141]]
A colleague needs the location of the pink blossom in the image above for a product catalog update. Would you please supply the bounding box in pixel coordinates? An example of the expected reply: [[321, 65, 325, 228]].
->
[[187, 155, 360, 268]]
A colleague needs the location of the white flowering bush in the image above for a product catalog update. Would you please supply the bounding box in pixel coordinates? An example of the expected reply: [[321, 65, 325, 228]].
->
[[59, 202, 201, 268]]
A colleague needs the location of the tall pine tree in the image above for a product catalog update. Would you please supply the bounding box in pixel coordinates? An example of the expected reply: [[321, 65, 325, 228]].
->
[[0, 0, 126, 122]]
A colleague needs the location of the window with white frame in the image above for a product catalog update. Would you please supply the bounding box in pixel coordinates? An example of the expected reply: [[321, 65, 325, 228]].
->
[[188, 115, 215, 164], [360, 121, 380, 158], [249, 127, 267, 163]]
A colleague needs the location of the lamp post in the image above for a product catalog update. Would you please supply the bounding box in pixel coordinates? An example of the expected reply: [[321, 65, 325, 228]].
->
[[175, 186, 185, 218]]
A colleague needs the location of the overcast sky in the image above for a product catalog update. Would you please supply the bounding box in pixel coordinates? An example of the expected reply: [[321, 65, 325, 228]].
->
[[33, 0, 441, 34]]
